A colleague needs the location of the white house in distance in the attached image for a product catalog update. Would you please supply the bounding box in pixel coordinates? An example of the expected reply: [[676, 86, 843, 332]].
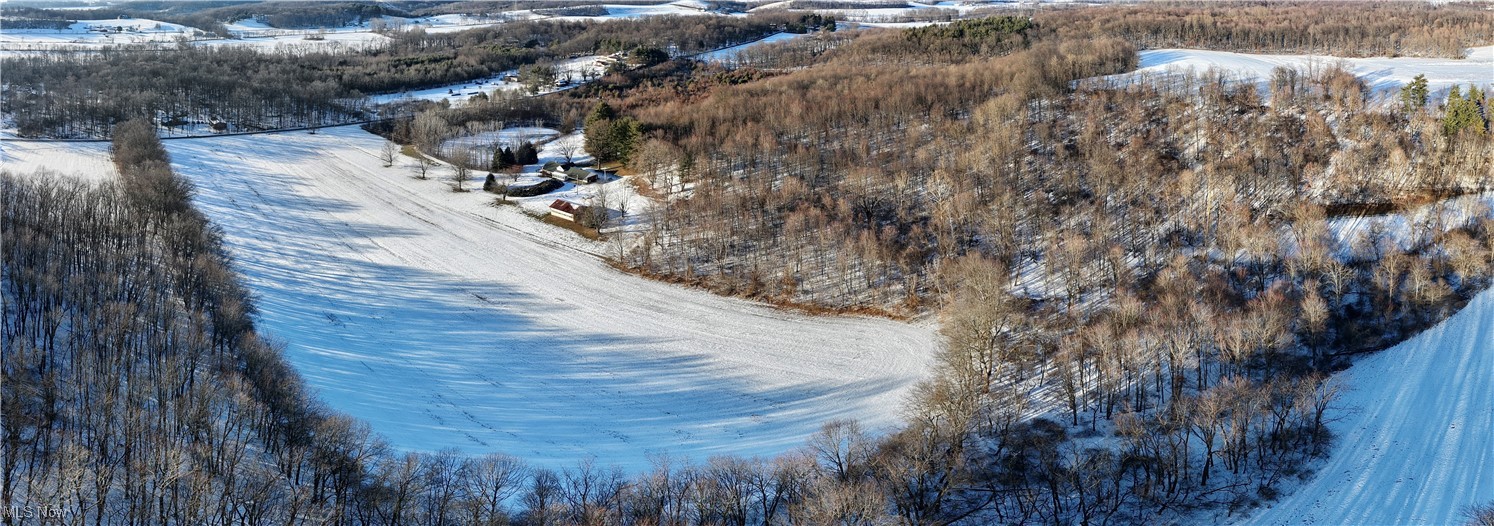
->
[[548, 199, 589, 222]]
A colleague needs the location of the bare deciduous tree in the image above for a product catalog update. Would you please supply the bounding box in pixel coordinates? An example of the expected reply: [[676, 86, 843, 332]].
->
[[414, 155, 435, 180], [381, 141, 399, 167]]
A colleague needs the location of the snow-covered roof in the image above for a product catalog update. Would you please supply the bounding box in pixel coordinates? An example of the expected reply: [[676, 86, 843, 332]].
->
[[548, 198, 587, 213]]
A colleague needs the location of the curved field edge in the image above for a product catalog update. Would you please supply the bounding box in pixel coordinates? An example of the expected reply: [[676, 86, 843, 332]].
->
[[1236, 285, 1494, 525], [1, 126, 939, 470]]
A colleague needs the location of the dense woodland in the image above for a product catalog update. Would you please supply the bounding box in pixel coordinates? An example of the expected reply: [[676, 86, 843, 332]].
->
[[589, 7, 1494, 521], [5, 2, 1494, 525]]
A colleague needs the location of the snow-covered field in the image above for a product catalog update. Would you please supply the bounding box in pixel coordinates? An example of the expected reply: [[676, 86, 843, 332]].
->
[[589, 3, 713, 18], [0, 140, 115, 181], [0, 18, 198, 51], [440, 127, 560, 154], [4, 126, 936, 470], [1240, 286, 1494, 525], [0, 13, 508, 55], [1096, 45, 1494, 97], [368, 55, 607, 105], [695, 32, 804, 63]]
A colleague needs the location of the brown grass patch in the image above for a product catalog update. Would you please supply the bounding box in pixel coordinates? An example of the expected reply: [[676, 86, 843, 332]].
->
[[629, 176, 666, 200], [542, 214, 603, 240], [608, 262, 918, 320]]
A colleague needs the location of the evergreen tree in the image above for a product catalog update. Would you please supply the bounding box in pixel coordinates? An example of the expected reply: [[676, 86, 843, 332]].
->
[[1400, 74, 1429, 111], [630, 46, 669, 67], [585, 101, 617, 128], [1442, 84, 1488, 137], [606, 117, 642, 165], [583, 102, 642, 165], [495, 146, 518, 169], [516, 142, 539, 165]]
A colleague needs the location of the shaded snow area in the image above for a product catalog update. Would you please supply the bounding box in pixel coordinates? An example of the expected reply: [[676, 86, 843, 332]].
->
[[133, 125, 937, 470], [1241, 286, 1494, 525], [1325, 194, 1494, 261], [0, 140, 116, 182], [1095, 45, 1494, 98]]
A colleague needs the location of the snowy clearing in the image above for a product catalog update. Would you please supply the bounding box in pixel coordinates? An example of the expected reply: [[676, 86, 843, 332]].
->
[[439, 127, 561, 154], [196, 31, 390, 53], [0, 18, 200, 52], [695, 32, 805, 63], [1094, 45, 1494, 98], [593, 3, 713, 18], [1240, 286, 1494, 525], [0, 140, 116, 182], [368, 55, 607, 105], [0, 13, 507, 55], [1325, 193, 1494, 260], [10, 126, 937, 470]]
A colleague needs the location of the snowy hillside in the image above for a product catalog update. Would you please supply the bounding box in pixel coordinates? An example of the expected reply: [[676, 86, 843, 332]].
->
[[0, 18, 197, 48], [368, 55, 607, 105], [1241, 286, 1494, 525], [65, 126, 933, 470], [695, 32, 804, 63], [0, 140, 116, 181], [1096, 45, 1494, 97]]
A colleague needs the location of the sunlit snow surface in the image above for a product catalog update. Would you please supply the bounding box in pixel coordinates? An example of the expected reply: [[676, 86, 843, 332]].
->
[[1240, 287, 1494, 525], [10, 126, 935, 470], [1095, 45, 1494, 97], [695, 32, 803, 63]]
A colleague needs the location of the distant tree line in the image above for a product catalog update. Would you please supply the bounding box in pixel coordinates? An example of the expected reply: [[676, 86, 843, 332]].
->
[[0, 16, 76, 30], [1037, 1, 1494, 58], [192, 1, 408, 30], [0, 13, 810, 138], [2, 47, 365, 138]]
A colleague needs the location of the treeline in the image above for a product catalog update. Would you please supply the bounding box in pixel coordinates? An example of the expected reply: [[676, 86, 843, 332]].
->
[[1038, 1, 1494, 58], [0, 17, 76, 30], [0, 13, 805, 138], [1, 2, 409, 35], [2, 47, 365, 138], [183, 1, 407, 30], [365, 13, 794, 93], [0, 5, 131, 23]]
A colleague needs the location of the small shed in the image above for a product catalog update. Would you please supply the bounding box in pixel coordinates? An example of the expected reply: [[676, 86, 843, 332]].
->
[[548, 199, 588, 222], [540, 161, 564, 177]]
